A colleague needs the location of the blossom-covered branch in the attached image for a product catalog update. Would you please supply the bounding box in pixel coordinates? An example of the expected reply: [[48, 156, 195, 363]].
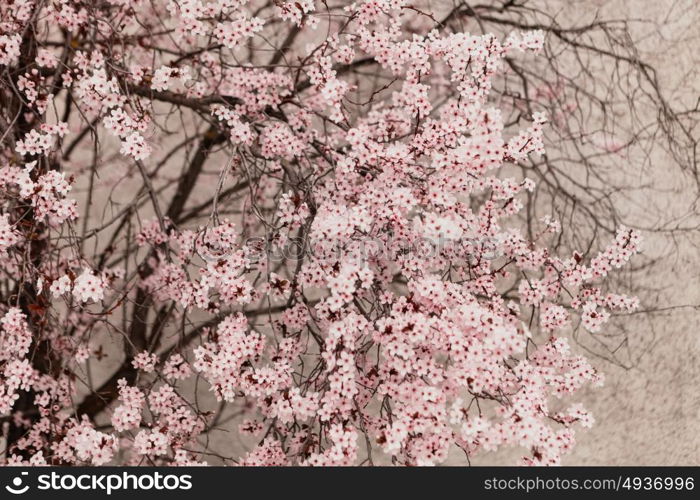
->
[[0, 0, 648, 466]]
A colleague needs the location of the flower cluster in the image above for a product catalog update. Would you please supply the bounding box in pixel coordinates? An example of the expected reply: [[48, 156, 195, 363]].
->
[[0, 309, 34, 414]]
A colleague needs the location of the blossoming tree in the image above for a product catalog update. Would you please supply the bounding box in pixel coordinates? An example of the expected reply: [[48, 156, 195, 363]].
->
[[0, 0, 642, 466]]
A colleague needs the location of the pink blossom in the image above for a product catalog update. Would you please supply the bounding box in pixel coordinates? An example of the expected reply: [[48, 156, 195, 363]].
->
[[73, 269, 106, 303], [132, 352, 158, 372]]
